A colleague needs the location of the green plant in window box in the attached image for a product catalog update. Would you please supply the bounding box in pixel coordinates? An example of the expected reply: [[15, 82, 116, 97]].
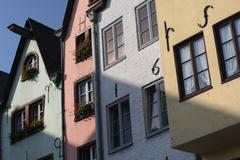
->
[[30, 120, 44, 129], [22, 67, 38, 81], [74, 102, 94, 120], [75, 41, 92, 62]]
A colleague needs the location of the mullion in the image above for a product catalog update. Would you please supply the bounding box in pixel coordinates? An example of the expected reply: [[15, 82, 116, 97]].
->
[[146, 1, 153, 40], [221, 38, 234, 45], [190, 41, 200, 90], [118, 103, 124, 146], [112, 23, 118, 59]]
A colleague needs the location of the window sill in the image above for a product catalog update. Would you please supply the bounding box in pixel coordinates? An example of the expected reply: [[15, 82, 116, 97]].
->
[[138, 37, 159, 51], [222, 72, 240, 84], [75, 52, 92, 64], [146, 126, 169, 139], [10, 125, 45, 144], [179, 85, 213, 102], [108, 142, 133, 155], [104, 55, 126, 71], [74, 102, 95, 122]]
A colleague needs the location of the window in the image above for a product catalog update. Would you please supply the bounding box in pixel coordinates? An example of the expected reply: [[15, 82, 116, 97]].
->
[[22, 53, 39, 81], [103, 18, 125, 68], [74, 77, 94, 121], [78, 143, 96, 160], [38, 154, 53, 160], [144, 80, 168, 136], [136, 0, 158, 48], [214, 13, 240, 82], [75, 29, 92, 63], [107, 96, 132, 152], [174, 33, 211, 100], [11, 97, 45, 144]]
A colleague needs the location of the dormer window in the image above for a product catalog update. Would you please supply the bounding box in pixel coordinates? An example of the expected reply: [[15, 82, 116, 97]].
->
[[22, 53, 39, 81]]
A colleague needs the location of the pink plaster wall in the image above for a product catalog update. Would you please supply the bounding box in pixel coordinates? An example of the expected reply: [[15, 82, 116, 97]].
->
[[64, 0, 96, 159]]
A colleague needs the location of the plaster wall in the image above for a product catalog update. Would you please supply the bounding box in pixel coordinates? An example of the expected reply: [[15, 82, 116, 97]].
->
[[64, 0, 96, 159]]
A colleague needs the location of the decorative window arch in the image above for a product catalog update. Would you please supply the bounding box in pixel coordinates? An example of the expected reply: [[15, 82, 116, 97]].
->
[[22, 53, 39, 81]]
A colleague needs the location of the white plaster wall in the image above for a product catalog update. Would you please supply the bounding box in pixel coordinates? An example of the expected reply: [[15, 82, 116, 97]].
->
[[1, 40, 62, 160], [97, 0, 196, 159]]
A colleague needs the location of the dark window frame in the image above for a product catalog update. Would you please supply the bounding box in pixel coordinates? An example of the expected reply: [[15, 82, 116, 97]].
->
[[37, 153, 53, 160], [74, 74, 94, 122], [174, 32, 212, 101], [77, 141, 97, 160], [22, 52, 39, 81], [213, 12, 240, 83], [11, 96, 45, 144], [106, 95, 133, 154]]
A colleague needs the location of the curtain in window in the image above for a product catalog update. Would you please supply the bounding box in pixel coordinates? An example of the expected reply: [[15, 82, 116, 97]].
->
[[220, 25, 238, 77]]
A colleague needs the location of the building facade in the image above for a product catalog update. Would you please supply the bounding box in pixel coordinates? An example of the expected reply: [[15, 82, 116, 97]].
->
[[90, 0, 196, 159], [155, 0, 240, 159], [0, 71, 9, 104], [62, 0, 96, 159], [0, 19, 63, 160]]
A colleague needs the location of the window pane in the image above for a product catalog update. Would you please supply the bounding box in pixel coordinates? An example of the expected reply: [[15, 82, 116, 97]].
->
[[149, 87, 160, 131], [222, 41, 236, 60], [182, 61, 193, 79], [116, 34, 124, 47], [198, 70, 210, 89], [139, 5, 148, 20], [115, 22, 123, 35], [80, 84, 86, 95], [193, 38, 205, 56], [141, 30, 150, 45], [196, 54, 208, 72], [235, 18, 240, 36], [140, 18, 149, 33], [109, 105, 120, 149], [150, 0, 156, 13], [106, 28, 113, 41], [106, 40, 113, 53], [121, 100, 132, 144], [219, 25, 232, 43], [159, 83, 168, 127], [152, 25, 158, 38], [117, 46, 125, 58], [225, 57, 238, 77], [81, 95, 87, 105], [184, 77, 196, 95], [107, 51, 115, 65], [180, 45, 191, 62]]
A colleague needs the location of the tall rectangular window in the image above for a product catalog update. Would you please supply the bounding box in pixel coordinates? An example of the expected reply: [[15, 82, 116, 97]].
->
[[29, 100, 44, 124], [136, 0, 158, 48], [103, 18, 125, 68], [78, 143, 96, 160], [144, 80, 168, 136], [214, 13, 240, 82], [174, 33, 211, 100], [107, 96, 132, 152]]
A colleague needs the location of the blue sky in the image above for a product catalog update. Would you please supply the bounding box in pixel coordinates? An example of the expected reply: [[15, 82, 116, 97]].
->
[[0, 0, 68, 73]]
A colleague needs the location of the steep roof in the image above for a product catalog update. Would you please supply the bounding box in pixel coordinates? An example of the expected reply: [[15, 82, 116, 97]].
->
[[1, 18, 61, 109], [0, 71, 9, 104]]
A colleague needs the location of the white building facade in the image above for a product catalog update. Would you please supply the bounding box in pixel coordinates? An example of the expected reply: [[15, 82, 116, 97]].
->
[[94, 0, 197, 159], [1, 19, 63, 160]]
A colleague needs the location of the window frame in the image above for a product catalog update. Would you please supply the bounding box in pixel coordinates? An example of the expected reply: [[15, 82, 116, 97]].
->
[[174, 32, 212, 101], [37, 153, 53, 160], [11, 96, 45, 144], [102, 17, 126, 70], [77, 141, 97, 160], [22, 52, 39, 81], [106, 95, 133, 154], [135, 0, 159, 50], [142, 78, 169, 138], [213, 12, 240, 83]]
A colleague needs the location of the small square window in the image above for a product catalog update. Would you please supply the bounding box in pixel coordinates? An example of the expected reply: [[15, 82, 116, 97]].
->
[[103, 18, 125, 68], [107, 96, 132, 153], [136, 0, 158, 49], [75, 29, 92, 63], [214, 13, 240, 82], [144, 80, 168, 136], [74, 77, 94, 121], [78, 143, 96, 160], [174, 33, 211, 100]]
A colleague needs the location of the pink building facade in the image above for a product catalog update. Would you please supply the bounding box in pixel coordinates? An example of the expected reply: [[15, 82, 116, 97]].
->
[[62, 0, 96, 159]]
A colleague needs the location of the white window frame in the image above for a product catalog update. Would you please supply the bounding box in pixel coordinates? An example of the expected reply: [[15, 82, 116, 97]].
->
[[143, 79, 168, 137], [102, 17, 126, 69], [106, 96, 132, 153], [136, 0, 159, 49], [77, 78, 93, 106]]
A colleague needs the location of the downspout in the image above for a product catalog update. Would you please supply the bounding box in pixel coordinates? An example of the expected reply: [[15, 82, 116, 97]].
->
[[59, 35, 66, 160], [89, 11, 104, 160]]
